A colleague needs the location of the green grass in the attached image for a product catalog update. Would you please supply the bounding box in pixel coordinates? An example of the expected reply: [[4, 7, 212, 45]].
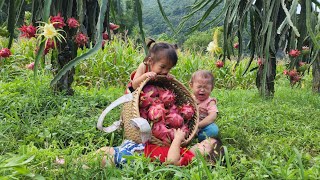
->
[[0, 72, 319, 179], [0, 36, 319, 179]]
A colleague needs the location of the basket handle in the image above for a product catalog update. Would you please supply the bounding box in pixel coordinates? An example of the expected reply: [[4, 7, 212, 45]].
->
[[130, 117, 151, 143], [97, 93, 133, 133]]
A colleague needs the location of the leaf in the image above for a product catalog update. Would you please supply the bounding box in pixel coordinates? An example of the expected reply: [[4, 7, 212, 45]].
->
[[194, 150, 213, 179], [15, 0, 25, 26], [13, 166, 31, 175], [181, 0, 211, 20], [33, 0, 52, 79], [6, 0, 16, 49], [293, 148, 305, 179], [134, 0, 147, 56], [178, 0, 224, 33], [309, 50, 319, 66], [157, 0, 176, 34], [261, 22, 273, 97], [306, 0, 320, 49], [187, 0, 222, 33], [261, 0, 276, 35], [76, 0, 85, 26], [254, 160, 275, 179], [277, 0, 299, 34], [242, 8, 256, 75], [43, 0, 51, 21], [33, 38, 46, 80], [223, 146, 231, 174], [0, 0, 5, 10], [280, 0, 300, 37], [50, 0, 108, 86], [0, 155, 35, 168], [142, 166, 191, 179]]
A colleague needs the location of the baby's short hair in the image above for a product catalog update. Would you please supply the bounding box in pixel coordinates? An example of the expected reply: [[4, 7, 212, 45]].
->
[[190, 70, 215, 88]]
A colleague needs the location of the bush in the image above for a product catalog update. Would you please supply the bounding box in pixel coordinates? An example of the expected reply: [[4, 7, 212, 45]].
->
[[183, 30, 212, 53]]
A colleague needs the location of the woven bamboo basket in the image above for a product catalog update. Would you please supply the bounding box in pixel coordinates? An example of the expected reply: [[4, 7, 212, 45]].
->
[[122, 75, 199, 146]]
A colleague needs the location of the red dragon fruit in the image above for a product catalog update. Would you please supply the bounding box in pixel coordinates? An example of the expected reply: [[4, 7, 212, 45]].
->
[[19, 24, 36, 38], [139, 108, 148, 119], [44, 39, 55, 54], [288, 69, 298, 78], [168, 104, 179, 114], [109, 23, 120, 30], [75, 33, 88, 47], [142, 85, 159, 97], [0, 48, 11, 58], [26, 62, 35, 70], [102, 33, 109, 40], [152, 121, 171, 143], [148, 104, 166, 122], [288, 49, 301, 58], [67, 17, 79, 28], [50, 13, 66, 29], [181, 124, 190, 135], [166, 113, 184, 128], [180, 103, 195, 121], [167, 128, 175, 142], [139, 91, 154, 108], [159, 89, 176, 108], [233, 42, 239, 49], [215, 60, 224, 68]]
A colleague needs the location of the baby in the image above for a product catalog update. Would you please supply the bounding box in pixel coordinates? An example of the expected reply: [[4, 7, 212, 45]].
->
[[189, 70, 219, 142]]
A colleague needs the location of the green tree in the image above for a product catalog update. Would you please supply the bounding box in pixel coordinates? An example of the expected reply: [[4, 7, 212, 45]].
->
[[183, 30, 212, 53]]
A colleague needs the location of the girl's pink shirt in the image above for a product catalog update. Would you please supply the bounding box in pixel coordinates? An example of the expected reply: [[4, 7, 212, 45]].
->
[[197, 97, 218, 121]]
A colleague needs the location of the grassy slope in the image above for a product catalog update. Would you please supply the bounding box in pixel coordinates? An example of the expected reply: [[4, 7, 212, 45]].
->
[[0, 73, 319, 179]]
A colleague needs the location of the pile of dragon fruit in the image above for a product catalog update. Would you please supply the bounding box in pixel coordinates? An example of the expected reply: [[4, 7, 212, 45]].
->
[[139, 84, 195, 144]]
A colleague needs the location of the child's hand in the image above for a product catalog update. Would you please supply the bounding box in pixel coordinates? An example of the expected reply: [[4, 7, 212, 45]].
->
[[145, 72, 157, 79], [173, 128, 186, 142]]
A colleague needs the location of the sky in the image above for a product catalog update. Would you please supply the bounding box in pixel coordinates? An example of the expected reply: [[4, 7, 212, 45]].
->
[[296, 0, 320, 14]]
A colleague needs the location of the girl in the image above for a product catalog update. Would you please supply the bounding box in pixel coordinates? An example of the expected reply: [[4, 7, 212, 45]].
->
[[96, 129, 223, 167], [189, 70, 219, 142], [127, 40, 178, 93]]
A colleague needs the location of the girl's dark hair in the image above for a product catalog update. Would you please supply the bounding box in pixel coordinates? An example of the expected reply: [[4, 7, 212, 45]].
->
[[205, 138, 224, 165], [143, 39, 178, 67]]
